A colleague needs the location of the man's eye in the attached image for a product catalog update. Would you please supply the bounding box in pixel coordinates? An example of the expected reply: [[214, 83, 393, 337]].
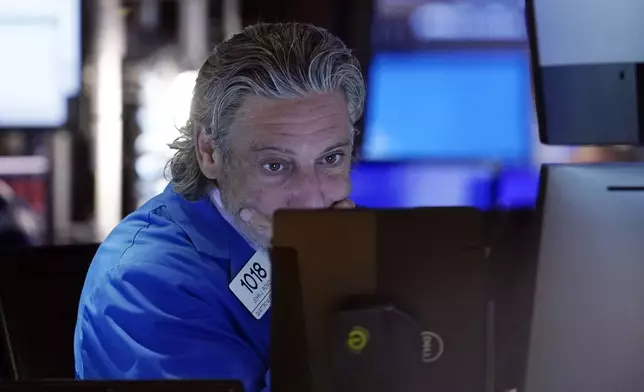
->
[[262, 162, 285, 173], [323, 153, 344, 166]]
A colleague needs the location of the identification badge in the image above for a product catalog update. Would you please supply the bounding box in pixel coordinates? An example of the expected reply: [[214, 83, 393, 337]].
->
[[229, 251, 272, 319]]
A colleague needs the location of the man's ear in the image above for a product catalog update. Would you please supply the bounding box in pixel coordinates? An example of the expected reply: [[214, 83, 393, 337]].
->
[[196, 127, 222, 180]]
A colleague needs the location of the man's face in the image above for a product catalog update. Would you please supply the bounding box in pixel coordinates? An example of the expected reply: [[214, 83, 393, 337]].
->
[[217, 92, 353, 247]]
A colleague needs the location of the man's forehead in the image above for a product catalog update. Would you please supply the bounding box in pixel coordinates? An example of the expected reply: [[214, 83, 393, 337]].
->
[[249, 140, 351, 155], [234, 92, 349, 122], [230, 92, 352, 144]]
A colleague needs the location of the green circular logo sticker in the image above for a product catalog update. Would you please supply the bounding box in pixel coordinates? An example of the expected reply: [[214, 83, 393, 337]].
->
[[347, 326, 370, 354]]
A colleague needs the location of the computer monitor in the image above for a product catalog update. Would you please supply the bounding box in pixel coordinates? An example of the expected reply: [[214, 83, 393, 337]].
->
[[350, 161, 495, 209], [0, 381, 242, 392], [527, 0, 644, 145], [525, 164, 644, 392], [271, 208, 490, 392], [0, 244, 98, 379], [363, 50, 533, 161], [0, 0, 81, 128]]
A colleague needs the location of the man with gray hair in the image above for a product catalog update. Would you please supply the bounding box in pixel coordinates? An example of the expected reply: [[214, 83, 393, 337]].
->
[[74, 23, 365, 391]]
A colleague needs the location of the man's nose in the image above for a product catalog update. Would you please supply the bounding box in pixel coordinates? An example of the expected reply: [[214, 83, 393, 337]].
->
[[288, 172, 326, 209]]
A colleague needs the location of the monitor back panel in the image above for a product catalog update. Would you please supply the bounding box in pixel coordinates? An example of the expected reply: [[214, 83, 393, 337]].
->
[[272, 208, 489, 392], [526, 164, 644, 392], [0, 244, 99, 379]]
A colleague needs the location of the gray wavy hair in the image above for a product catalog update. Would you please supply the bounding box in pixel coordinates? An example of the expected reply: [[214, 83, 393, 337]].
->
[[168, 22, 366, 200]]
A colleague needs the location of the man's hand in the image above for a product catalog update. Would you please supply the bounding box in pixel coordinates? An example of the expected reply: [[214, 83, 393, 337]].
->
[[331, 199, 355, 209], [239, 208, 272, 231], [239, 199, 356, 228]]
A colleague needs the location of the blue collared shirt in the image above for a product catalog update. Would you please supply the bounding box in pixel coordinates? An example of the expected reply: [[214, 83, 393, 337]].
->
[[74, 185, 271, 391]]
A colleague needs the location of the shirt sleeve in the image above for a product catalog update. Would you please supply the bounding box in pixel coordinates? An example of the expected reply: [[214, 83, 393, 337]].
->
[[76, 261, 270, 392]]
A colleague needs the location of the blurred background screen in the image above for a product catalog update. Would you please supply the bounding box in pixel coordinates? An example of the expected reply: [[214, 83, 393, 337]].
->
[[496, 167, 540, 209], [350, 161, 495, 209], [0, 0, 81, 127], [364, 50, 531, 162], [356, 0, 543, 211]]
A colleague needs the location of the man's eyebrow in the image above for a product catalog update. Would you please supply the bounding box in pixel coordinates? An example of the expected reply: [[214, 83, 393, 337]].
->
[[250, 142, 351, 154], [321, 142, 351, 154], [250, 143, 296, 154]]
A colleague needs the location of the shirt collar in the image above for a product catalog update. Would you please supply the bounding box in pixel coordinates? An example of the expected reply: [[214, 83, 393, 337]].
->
[[163, 184, 255, 278]]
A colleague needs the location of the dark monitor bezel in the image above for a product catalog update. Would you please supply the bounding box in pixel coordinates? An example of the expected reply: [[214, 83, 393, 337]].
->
[[524, 0, 550, 146], [0, 381, 243, 392]]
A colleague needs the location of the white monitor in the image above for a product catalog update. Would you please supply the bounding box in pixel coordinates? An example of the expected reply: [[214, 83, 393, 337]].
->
[[528, 0, 644, 145], [526, 163, 644, 392], [0, 0, 81, 128]]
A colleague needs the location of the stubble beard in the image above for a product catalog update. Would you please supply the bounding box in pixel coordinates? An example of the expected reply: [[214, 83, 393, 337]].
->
[[218, 174, 272, 251]]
